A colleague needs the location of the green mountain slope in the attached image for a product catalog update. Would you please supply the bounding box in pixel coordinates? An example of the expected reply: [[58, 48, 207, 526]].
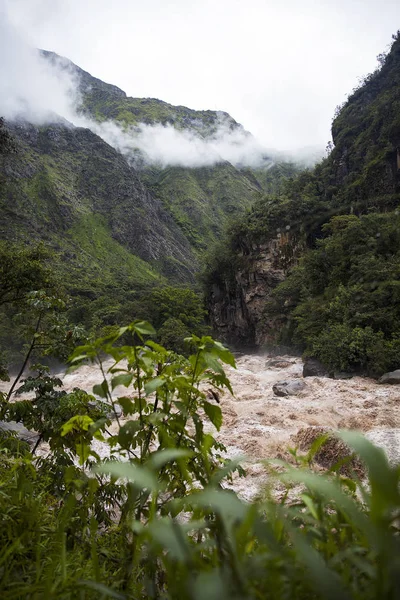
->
[[42, 51, 277, 248], [0, 121, 197, 300]]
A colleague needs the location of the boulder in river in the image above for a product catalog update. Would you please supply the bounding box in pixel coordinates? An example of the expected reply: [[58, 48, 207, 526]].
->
[[378, 369, 400, 385], [292, 426, 364, 476], [272, 379, 306, 397], [266, 358, 295, 369], [0, 421, 40, 446], [303, 358, 331, 378]]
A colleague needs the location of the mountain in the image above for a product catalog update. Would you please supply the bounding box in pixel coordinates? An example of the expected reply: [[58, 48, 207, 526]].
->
[[41, 50, 281, 252], [205, 32, 400, 375], [1, 51, 298, 339]]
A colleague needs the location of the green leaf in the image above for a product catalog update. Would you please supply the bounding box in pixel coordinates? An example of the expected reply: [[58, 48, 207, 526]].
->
[[118, 421, 140, 449], [93, 380, 109, 399], [338, 430, 400, 519], [203, 401, 223, 430], [118, 396, 135, 416], [149, 448, 193, 470], [300, 494, 319, 520], [96, 461, 158, 492], [193, 489, 247, 521], [148, 519, 189, 562], [289, 526, 352, 600], [111, 373, 134, 390], [212, 341, 236, 368], [144, 377, 165, 396], [76, 439, 91, 465], [193, 570, 227, 600], [203, 351, 225, 374], [131, 321, 156, 336], [61, 415, 94, 436]]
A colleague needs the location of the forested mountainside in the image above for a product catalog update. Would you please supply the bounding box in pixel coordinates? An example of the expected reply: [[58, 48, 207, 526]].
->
[[42, 50, 291, 251], [205, 32, 400, 376], [0, 52, 297, 362]]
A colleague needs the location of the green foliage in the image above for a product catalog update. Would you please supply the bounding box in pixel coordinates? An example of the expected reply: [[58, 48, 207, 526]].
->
[[204, 34, 400, 361], [1, 341, 400, 599], [268, 211, 400, 374], [146, 286, 206, 331], [0, 242, 56, 308]]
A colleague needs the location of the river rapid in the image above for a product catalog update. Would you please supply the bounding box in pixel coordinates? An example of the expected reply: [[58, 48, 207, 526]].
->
[[2, 351, 400, 500]]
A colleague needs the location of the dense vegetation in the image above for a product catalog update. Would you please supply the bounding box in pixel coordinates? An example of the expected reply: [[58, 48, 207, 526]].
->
[[1, 33, 400, 600], [204, 32, 400, 374], [1, 320, 400, 598], [267, 212, 400, 375]]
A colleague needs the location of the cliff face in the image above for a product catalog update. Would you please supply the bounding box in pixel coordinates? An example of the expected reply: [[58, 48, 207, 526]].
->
[[209, 232, 305, 346], [0, 120, 196, 291], [206, 33, 400, 349]]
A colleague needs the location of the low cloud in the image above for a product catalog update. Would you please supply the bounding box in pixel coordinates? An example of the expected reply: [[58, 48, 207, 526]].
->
[[0, 10, 79, 124], [0, 7, 303, 170], [85, 118, 273, 169]]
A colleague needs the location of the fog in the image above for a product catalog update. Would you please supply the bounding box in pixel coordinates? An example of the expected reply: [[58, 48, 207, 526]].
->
[[0, 13, 79, 124], [2, 0, 397, 168], [0, 8, 275, 168], [0, 3, 321, 169]]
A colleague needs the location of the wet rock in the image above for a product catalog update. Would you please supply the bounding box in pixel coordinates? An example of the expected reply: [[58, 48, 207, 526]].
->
[[378, 369, 400, 385], [292, 426, 364, 476], [0, 421, 40, 446], [272, 379, 306, 397], [303, 358, 331, 378], [333, 371, 353, 380], [266, 358, 295, 369]]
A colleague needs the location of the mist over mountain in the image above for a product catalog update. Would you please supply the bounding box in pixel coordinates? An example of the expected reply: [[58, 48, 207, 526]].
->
[[0, 10, 279, 170]]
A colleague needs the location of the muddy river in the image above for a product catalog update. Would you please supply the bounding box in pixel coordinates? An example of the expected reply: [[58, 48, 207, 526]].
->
[[2, 352, 400, 500]]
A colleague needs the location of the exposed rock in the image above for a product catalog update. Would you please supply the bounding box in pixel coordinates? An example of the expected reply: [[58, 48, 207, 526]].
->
[[0, 421, 40, 446], [208, 234, 305, 347], [292, 426, 364, 476], [2, 121, 197, 283], [333, 371, 353, 380], [378, 369, 400, 385], [272, 379, 306, 397], [303, 358, 331, 378], [266, 358, 295, 369]]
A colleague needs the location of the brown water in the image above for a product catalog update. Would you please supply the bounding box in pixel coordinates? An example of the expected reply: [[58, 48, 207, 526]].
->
[[2, 353, 400, 500]]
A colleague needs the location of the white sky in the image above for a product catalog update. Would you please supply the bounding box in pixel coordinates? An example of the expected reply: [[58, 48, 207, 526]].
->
[[2, 0, 400, 152]]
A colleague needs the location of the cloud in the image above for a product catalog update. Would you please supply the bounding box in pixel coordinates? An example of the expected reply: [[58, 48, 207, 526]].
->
[[0, 3, 309, 169], [0, 9, 79, 124], [83, 117, 273, 169]]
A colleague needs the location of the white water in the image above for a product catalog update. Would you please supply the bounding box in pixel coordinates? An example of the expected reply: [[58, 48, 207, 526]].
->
[[2, 353, 400, 500]]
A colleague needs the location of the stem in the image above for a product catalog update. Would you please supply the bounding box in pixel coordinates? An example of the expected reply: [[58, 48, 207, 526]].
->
[[31, 433, 43, 455], [2, 314, 42, 415], [176, 349, 201, 448], [98, 356, 121, 428], [141, 393, 159, 461], [133, 344, 145, 461]]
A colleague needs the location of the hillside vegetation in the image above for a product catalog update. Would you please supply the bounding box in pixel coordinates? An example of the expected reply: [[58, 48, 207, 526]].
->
[[205, 32, 400, 375]]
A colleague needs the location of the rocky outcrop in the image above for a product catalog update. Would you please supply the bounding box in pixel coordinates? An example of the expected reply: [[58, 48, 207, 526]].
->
[[272, 379, 306, 397], [379, 369, 400, 385], [303, 358, 331, 378], [208, 232, 305, 347], [1, 121, 196, 282]]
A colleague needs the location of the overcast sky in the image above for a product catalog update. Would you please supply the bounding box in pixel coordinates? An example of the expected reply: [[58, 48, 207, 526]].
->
[[2, 0, 400, 152]]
